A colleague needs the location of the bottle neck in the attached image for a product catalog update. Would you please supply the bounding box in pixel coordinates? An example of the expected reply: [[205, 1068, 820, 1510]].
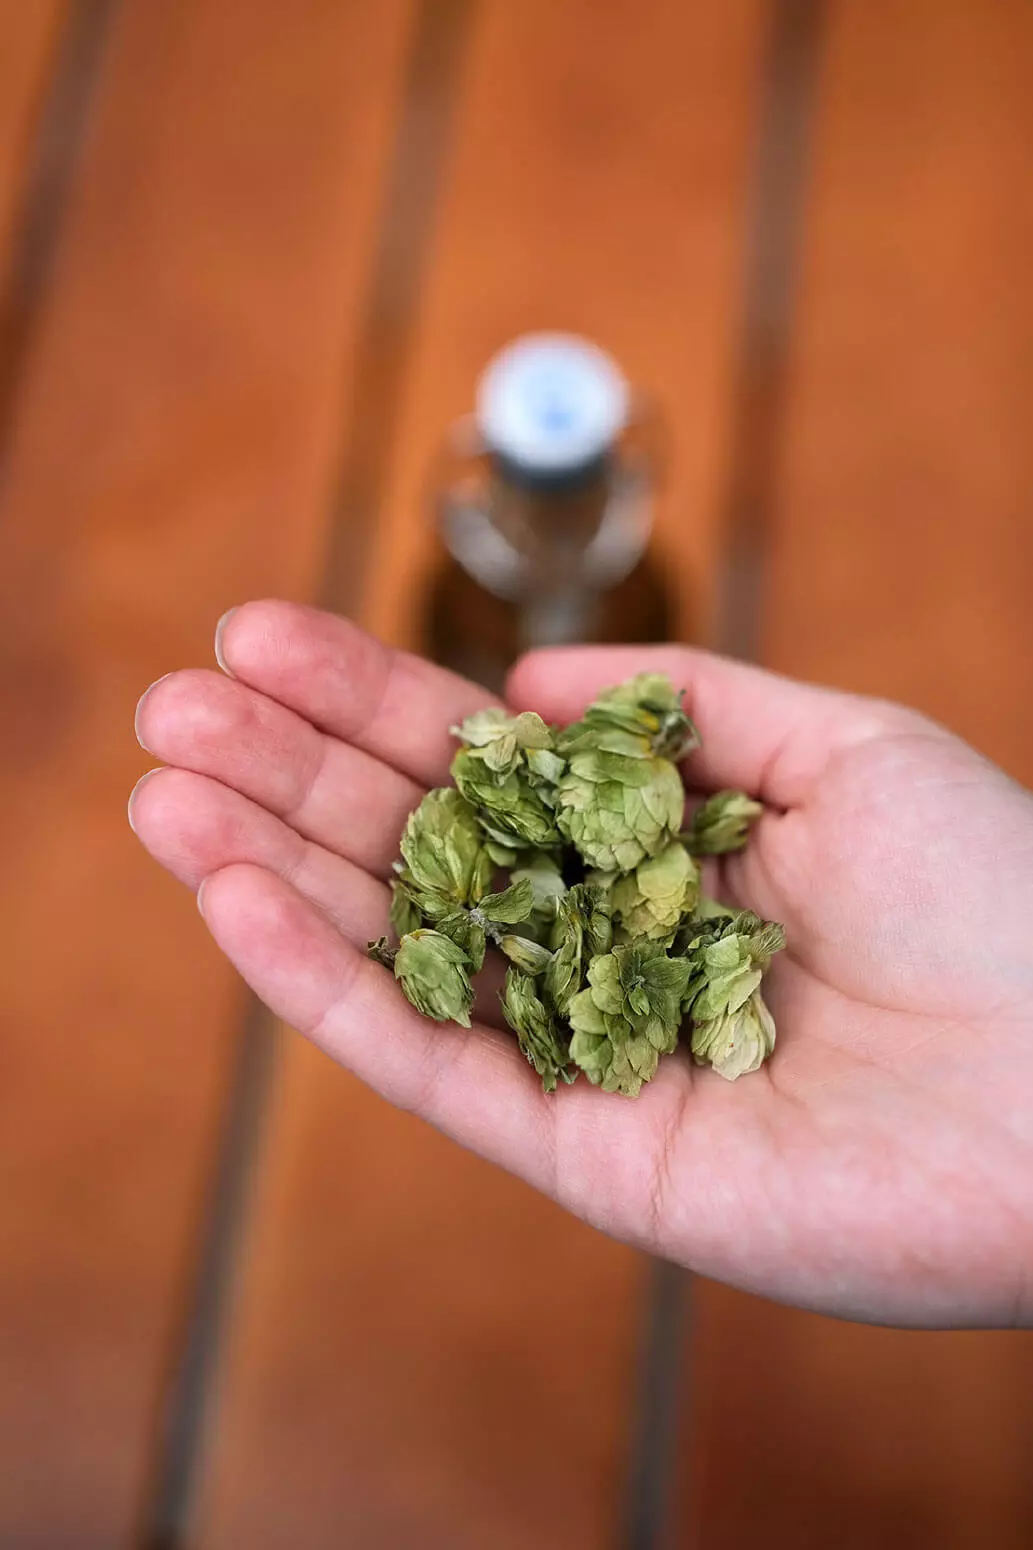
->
[[487, 452, 613, 583]]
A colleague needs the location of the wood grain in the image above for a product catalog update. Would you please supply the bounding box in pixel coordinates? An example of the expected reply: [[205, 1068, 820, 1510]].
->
[[196, 4, 768, 1547], [685, 3, 1033, 1546], [0, 1, 413, 1542]]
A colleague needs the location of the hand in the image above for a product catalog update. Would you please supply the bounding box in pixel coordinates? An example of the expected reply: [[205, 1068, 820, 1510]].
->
[[130, 601, 1033, 1328]]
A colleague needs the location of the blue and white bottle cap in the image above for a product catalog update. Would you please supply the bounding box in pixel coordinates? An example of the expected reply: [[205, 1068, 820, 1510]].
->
[[475, 333, 629, 475]]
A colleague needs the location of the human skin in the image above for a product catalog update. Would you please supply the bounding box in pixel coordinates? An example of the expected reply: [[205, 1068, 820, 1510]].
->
[[130, 600, 1033, 1329]]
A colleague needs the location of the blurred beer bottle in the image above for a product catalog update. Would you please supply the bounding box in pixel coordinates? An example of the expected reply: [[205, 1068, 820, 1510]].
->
[[424, 334, 677, 691]]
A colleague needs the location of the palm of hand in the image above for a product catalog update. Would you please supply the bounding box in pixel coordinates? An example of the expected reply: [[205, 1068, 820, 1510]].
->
[[131, 603, 1033, 1328]]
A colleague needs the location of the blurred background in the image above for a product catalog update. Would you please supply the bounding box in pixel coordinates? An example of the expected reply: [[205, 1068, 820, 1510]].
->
[[1, 1, 1032, 1546]]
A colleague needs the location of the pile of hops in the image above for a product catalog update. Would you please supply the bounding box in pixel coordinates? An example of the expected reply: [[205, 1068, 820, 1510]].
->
[[369, 675, 784, 1097]]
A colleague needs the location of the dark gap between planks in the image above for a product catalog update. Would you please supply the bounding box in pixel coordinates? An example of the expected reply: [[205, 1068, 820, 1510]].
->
[[0, 0, 118, 470]]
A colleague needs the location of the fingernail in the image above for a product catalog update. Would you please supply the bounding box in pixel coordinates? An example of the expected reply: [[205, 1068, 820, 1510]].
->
[[196, 877, 209, 919], [214, 608, 238, 676], [135, 673, 172, 750], [127, 768, 161, 833]]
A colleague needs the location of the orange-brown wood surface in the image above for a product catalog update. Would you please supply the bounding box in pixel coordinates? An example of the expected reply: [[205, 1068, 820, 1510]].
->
[[195, 5, 767, 1547], [0, 1, 413, 1542], [2, 0, 1032, 1545], [686, 4, 1033, 1547]]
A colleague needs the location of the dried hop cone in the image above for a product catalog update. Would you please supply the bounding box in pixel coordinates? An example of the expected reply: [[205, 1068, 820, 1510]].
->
[[392, 929, 475, 1027], [681, 910, 784, 1080], [500, 968, 575, 1093], [450, 708, 565, 855], [554, 676, 698, 872], [608, 839, 700, 944], [685, 789, 763, 856], [394, 787, 493, 921], [571, 674, 700, 761], [691, 989, 776, 1081], [545, 882, 613, 1016], [568, 942, 691, 1097]]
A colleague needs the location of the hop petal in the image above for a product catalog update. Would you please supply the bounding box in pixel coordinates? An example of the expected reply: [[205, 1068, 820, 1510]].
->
[[389, 877, 424, 938], [474, 877, 535, 926], [509, 850, 568, 940], [499, 935, 554, 975]]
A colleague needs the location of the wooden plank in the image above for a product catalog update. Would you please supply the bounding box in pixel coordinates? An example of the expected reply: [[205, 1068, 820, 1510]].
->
[[0, 0, 67, 282], [686, 2, 1033, 1546], [0, 1, 413, 1543], [196, 4, 768, 1547]]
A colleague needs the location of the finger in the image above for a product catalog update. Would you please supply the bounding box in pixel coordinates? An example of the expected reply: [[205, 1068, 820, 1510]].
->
[[129, 766, 389, 942], [506, 645, 924, 808], [197, 864, 679, 1238], [130, 766, 513, 1031], [135, 668, 422, 879], [215, 600, 492, 787]]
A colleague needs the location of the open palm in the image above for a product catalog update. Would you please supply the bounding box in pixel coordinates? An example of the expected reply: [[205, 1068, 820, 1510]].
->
[[131, 602, 1033, 1328]]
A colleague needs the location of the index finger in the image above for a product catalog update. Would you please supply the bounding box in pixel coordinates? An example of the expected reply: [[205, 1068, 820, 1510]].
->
[[506, 644, 919, 808], [215, 600, 492, 788]]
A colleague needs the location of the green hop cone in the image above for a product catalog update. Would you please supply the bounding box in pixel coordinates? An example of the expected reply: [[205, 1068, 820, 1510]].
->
[[392, 929, 474, 1027], [451, 750, 562, 852], [685, 789, 763, 856], [691, 987, 776, 1080], [559, 673, 699, 762], [500, 968, 575, 1093], [450, 707, 565, 853], [555, 674, 695, 871], [451, 708, 556, 775], [681, 910, 784, 1079], [610, 840, 700, 944], [397, 787, 492, 918], [554, 741, 685, 871], [682, 910, 784, 1019], [568, 943, 690, 1097], [544, 883, 613, 1015]]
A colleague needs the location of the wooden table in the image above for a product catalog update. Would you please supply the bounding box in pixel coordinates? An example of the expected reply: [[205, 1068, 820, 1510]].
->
[[1, 3, 1030, 1546]]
